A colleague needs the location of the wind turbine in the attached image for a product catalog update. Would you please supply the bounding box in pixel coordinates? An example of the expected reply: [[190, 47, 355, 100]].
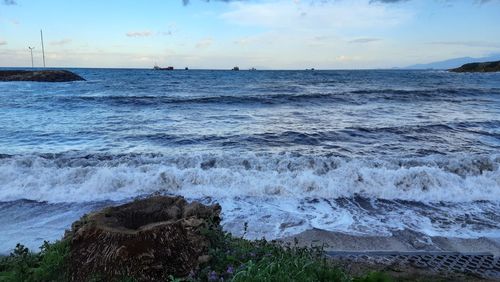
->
[[28, 46, 35, 68]]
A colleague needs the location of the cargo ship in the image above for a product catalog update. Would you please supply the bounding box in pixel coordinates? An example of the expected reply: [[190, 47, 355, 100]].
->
[[153, 65, 174, 70]]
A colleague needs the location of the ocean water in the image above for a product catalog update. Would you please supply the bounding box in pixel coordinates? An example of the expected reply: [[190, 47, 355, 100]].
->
[[0, 69, 499, 253]]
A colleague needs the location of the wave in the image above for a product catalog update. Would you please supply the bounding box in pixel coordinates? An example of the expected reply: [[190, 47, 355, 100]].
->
[[345, 120, 500, 137], [75, 121, 500, 155], [53, 93, 348, 106], [0, 152, 498, 204], [48, 87, 500, 107]]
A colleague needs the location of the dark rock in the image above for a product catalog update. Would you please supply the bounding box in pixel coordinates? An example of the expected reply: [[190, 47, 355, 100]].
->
[[449, 61, 500, 73], [65, 196, 221, 282], [0, 70, 85, 82]]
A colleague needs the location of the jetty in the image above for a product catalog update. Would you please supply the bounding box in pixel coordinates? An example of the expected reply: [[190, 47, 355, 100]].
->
[[0, 70, 85, 82]]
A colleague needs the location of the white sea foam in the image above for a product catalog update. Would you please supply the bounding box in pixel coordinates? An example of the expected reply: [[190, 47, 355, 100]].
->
[[0, 152, 498, 203], [0, 152, 499, 254]]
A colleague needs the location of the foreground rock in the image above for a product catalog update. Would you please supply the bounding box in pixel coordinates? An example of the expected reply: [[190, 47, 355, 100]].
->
[[449, 60, 500, 73], [0, 70, 85, 82], [65, 196, 221, 281]]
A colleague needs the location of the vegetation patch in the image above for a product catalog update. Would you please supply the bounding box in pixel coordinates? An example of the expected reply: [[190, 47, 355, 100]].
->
[[0, 240, 69, 282], [197, 223, 355, 282], [0, 198, 402, 281], [0, 228, 392, 282]]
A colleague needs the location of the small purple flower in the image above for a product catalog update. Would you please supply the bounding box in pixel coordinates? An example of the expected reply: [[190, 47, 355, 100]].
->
[[250, 252, 256, 257], [226, 265, 234, 274], [208, 271, 218, 281]]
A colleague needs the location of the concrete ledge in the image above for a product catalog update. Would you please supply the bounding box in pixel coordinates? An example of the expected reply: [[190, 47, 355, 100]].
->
[[327, 250, 500, 279]]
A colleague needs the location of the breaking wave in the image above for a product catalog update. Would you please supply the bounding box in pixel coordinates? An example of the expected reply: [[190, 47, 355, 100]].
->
[[0, 152, 498, 203]]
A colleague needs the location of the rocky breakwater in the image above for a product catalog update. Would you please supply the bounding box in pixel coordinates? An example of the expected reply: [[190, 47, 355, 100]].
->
[[0, 70, 85, 82], [64, 196, 221, 281]]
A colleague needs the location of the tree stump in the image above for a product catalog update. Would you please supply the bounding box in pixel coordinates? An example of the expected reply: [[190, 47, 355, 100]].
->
[[65, 196, 221, 281]]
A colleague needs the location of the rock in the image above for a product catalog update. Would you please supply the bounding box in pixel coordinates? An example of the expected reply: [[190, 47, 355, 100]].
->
[[449, 61, 500, 73], [0, 70, 85, 82], [65, 196, 221, 281]]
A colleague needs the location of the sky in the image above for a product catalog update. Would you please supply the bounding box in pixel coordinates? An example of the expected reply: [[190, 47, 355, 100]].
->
[[0, 0, 500, 69]]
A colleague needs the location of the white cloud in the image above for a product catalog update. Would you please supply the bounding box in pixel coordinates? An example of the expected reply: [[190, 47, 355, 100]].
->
[[217, 1, 413, 69], [159, 23, 177, 36], [233, 34, 266, 46], [50, 38, 72, 46], [196, 37, 213, 49], [126, 27, 176, 38], [0, 40, 7, 46], [221, 0, 412, 30], [428, 41, 500, 48], [126, 31, 153, 38], [8, 18, 19, 25], [349, 38, 382, 43]]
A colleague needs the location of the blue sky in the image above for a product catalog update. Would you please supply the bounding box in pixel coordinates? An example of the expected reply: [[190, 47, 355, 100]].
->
[[1, 0, 499, 69]]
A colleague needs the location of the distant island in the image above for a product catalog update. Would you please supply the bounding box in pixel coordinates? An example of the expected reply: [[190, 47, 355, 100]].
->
[[0, 70, 85, 82], [449, 60, 500, 73]]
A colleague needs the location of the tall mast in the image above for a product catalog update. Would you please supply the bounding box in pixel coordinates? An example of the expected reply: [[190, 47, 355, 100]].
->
[[40, 29, 46, 68]]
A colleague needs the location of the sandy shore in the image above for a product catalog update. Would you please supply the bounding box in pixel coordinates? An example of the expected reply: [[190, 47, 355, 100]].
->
[[281, 228, 500, 257]]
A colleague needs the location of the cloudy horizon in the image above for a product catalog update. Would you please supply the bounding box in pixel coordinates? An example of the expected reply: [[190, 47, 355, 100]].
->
[[1, 0, 499, 69]]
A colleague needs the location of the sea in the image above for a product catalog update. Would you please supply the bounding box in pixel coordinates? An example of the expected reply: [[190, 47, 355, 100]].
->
[[0, 69, 499, 253]]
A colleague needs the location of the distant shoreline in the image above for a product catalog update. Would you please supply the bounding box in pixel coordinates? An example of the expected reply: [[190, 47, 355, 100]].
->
[[450, 60, 500, 73]]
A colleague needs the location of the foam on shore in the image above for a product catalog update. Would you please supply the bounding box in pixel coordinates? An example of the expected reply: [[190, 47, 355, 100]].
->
[[0, 152, 498, 203], [0, 152, 499, 254]]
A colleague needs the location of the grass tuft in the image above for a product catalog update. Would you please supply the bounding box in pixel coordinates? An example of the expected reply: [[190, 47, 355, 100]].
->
[[0, 240, 69, 282], [194, 222, 390, 282]]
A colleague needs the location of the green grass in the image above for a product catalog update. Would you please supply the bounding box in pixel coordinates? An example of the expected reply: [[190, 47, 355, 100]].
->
[[0, 240, 69, 282], [201, 236, 350, 281], [195, 223, 391, 282], [354, 272, 393, 282], [0, 226, 392, 282]]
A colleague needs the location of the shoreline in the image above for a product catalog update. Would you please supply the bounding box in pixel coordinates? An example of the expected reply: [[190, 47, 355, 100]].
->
[[281, 228, 500, 256], [3, 226, 499, 281], [2, 197, 499, 280], [2, 226, 499, 257], [281, 229, 500, 280]]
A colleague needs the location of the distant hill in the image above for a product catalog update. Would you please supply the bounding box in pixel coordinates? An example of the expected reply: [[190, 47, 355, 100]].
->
[[405, 54, 500, 70], [450, 60, 500, 73]]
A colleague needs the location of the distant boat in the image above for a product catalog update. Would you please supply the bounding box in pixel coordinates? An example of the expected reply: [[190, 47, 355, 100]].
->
[[249, 67, 257, 71], [232, 66, 240, 71], [185, 67, 189, 70], [154, 65, 174, 71]]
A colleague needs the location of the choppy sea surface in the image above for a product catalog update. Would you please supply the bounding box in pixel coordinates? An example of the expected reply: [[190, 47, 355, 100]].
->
[[0, 69, 499, 253]]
